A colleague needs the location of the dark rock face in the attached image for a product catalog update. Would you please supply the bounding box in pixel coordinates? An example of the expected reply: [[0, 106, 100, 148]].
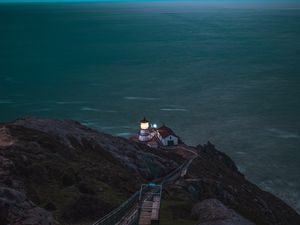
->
[[0, 118, 299, 225], [196, 142, 240, 175], [184, 142, 300, 225], [0, 118, 182, 224], [0, 187, 57, 225], [12, 117, 180, 179], [191, 199, 254, 225]]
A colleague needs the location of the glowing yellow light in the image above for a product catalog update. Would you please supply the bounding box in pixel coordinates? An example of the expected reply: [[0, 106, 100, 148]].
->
[[140, 122, 149, 130]]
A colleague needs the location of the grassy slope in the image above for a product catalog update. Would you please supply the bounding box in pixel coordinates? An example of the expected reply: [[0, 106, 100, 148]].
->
[[63, 200, 196, 225], [1, 122, 193, 225]]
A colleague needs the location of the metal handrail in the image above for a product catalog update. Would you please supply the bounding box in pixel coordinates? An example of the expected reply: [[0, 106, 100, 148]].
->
[[93, 154, 197, 225], [92, 191, 139, 225], [161, 155, 196, 187]]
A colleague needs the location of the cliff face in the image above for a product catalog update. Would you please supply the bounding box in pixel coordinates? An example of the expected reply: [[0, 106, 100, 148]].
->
[[0, 118, 182, 225], [165, 142, 300, 225], [0, 118, 299, 225]]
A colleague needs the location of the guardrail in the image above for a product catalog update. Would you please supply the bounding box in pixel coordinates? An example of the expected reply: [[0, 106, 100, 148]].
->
[[161, 155, 196, 188], [93, 154, 197, 225], [92, 185, 149, 225]]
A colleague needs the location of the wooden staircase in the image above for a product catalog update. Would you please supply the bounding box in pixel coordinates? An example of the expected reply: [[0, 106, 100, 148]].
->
[[92, 154, 198, 225], [138, 196, 161, 225], [139, 200, 153, 225]]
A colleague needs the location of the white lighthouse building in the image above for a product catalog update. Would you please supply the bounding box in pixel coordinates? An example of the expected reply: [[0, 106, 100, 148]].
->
[[138, 117, 152, 142], [137, 117, 179, 148]]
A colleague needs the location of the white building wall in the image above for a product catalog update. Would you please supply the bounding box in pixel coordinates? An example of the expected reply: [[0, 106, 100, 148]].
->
[[139, 129, 150, 141]]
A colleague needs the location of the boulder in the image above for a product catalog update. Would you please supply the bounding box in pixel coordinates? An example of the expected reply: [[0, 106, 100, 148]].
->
[[0, 187, 58, 225]]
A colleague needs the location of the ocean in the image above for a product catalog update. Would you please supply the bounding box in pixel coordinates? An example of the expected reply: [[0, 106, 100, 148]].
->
[[0, 2, 299, 212]]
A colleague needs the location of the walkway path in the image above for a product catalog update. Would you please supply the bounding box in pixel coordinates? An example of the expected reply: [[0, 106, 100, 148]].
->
[[92, 147, 198, 225]]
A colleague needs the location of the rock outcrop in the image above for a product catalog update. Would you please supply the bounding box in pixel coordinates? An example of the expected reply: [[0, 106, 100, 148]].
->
[[0, 187, 57, 225], [13, 117, 180, 179], [0, 118, 182, 224], [165, 142, 300, 225]]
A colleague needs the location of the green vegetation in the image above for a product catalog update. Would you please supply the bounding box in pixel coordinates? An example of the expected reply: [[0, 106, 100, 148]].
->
[[62, 200, 196, 225], [33, 181, 127, 215], [37, 184, 79, 212], [27, 160, 194, 225], [3, 121, 198, 225]]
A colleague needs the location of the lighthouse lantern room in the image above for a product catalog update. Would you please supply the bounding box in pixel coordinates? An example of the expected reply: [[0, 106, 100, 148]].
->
[[138, 117, 151, 142], [140, 117, 149, 130]]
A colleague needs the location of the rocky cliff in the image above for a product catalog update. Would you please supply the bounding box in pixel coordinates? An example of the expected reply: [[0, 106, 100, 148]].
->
[[164, 142, 300, 225], [0, 118, 299, 225]]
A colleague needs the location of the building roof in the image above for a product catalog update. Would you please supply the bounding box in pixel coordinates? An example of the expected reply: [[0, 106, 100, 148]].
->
[[140, 117, 149, 123], [158, 125, 177, 138]]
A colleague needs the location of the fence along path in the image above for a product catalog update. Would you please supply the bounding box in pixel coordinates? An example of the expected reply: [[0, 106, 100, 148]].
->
[[92, 151, 197, 225]]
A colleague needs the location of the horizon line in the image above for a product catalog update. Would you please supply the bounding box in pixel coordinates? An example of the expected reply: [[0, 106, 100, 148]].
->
[[0, 0, 300, 10], [0, 0, 299, 3]]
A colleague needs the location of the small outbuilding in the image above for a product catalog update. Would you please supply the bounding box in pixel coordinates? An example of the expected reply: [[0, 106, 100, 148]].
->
[[157, 125, 179, 146]]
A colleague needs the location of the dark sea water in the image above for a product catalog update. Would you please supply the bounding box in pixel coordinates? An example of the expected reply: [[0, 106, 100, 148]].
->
[[0, 3, 300, 212]]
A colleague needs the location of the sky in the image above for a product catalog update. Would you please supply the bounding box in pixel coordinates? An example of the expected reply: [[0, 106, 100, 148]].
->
[[0, 0, 299, 4]]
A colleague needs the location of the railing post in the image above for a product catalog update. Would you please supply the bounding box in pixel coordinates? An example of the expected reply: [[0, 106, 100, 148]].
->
[[92, 155, 198, 225]]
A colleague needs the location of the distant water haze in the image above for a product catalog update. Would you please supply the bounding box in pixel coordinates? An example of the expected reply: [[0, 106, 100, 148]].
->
[[0, 2, 299, 213], [0, 0, 300, 7]]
